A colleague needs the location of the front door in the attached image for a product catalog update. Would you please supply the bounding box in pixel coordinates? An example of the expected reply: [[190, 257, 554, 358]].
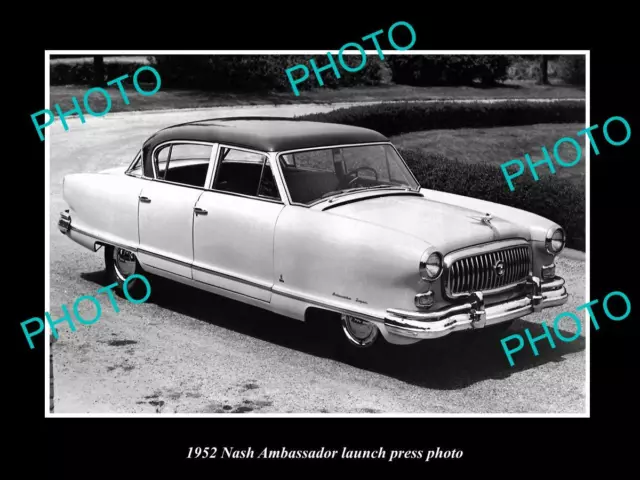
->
[[137, 141, 216, 278], [192, 146, 285, 302]]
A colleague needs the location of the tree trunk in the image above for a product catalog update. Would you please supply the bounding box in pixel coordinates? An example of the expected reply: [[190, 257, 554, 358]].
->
[[539, 55, 549, 85], [93, 55, 105, 85]]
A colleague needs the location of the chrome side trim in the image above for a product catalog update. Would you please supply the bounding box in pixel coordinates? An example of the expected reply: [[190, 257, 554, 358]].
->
[[137, 249, 273, 292], [191, 263, 272, 291], [63, 224, 273, 293], [65, 224, 138, 253], [272, 287, 384, 324], [137, 248, 192, 269]]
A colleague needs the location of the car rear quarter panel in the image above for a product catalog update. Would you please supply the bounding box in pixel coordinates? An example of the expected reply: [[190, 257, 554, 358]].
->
[[63, 172, 143, 250], [272, 206, 431, 320]]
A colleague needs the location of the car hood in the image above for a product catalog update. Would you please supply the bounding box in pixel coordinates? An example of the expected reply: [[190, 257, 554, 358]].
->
[[323, 193, 531, 252]]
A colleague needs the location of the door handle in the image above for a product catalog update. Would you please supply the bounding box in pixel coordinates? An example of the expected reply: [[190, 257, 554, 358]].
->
[[194, 207, 208, 216], [139, 196, 151, 203]]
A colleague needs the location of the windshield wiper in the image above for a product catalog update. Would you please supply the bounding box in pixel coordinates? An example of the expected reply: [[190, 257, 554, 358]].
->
[[320, 185, 413, 202]]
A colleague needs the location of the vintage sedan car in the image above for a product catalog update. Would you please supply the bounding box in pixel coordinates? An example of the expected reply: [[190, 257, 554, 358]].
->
[[58, 116, 569, 354]]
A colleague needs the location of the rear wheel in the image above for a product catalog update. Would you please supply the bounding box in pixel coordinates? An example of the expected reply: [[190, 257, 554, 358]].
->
[[104, 245, 148, 298]]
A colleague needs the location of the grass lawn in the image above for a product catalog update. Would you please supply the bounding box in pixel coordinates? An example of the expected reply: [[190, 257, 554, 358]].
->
[[50, 81, 585, 114], [391, 123, 586, 190]]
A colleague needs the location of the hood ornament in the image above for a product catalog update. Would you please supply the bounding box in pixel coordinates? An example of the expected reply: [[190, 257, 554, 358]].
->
[[481, 213, 493, 225]]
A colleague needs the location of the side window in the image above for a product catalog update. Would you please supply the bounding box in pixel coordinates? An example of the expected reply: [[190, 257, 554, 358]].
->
[[213, 147, 280, 201], [153, 143, 213, 188], [127, 151, 143, 177]]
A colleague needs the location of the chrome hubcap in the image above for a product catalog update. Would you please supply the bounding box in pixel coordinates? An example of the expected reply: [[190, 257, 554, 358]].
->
[[113, 248, 136, 281], [341, 314, 379, 347]]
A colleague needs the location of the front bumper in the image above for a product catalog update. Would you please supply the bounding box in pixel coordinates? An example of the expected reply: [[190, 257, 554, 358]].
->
[[384, 275, 568, 340]]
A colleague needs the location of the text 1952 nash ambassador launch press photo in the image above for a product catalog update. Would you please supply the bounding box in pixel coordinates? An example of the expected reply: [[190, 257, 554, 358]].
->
[[10, 14, 638, 473]]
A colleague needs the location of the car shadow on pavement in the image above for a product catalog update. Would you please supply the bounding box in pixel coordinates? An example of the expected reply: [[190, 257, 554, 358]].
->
[[83, 271, 586, 391]]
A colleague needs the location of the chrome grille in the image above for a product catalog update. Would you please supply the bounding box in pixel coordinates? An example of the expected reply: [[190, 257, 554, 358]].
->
[[444, 244, 531, 298]]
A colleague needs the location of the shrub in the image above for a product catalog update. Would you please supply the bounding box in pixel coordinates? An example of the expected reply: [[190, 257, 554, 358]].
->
[[147, 55, 384, 92], [397, 149, 585, 250], [50, 60, 144, 86], [554, 55, 586, 85], [387, 55, 511, 86], [50, 54, 385, 91], [507, 55, 586, 85], [296, 100, 585, 136]]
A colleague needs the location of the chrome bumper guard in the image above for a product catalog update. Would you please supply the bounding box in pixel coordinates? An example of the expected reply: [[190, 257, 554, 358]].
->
[[384, 275, 568, 340], [58, 210, 71, 234]]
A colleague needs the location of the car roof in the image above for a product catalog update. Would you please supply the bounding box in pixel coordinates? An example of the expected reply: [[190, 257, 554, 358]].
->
[[143, 117, 389, 152]]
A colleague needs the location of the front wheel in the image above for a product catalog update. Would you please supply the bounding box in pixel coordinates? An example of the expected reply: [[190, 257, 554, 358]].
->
[[329, 313, 386, 362], [104, 245, 148, 298], [340, 314, 381, 349]]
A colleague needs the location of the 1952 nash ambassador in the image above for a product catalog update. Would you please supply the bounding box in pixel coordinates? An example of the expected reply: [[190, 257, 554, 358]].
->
[[58, 117, 568, 355]]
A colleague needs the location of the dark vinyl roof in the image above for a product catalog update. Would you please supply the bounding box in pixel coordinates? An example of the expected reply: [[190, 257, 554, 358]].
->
[[143, 117, 389, 152]]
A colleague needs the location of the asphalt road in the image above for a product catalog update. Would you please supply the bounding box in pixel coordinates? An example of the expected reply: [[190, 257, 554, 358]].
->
[[48, 103, 587, 414]]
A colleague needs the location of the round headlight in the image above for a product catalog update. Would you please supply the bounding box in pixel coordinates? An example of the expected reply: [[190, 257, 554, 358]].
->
[[546, 227, 566, 254], [420, 250, 443, 281]]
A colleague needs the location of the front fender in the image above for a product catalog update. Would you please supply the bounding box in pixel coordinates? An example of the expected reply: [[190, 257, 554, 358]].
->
[[273, 207, 432, 319]]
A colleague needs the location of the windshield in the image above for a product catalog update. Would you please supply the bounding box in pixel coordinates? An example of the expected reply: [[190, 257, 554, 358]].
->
[[278, 144, 420, 205]]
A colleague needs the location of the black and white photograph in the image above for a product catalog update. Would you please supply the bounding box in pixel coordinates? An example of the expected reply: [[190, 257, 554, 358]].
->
[[44, 51, 588, 416]]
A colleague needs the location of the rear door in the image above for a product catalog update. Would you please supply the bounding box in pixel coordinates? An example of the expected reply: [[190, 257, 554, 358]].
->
[[192, 145, 285, 301], [137, 141, 217, 278]]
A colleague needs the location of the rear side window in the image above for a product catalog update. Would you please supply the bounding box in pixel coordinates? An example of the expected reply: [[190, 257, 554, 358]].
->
[[153, 142, 213, 187]]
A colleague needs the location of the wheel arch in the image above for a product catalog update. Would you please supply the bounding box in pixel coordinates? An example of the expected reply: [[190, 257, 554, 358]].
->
[[303, 306, 421, 346]]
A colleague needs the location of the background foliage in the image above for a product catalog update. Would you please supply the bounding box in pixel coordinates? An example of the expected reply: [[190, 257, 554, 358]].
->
[[296, 101, 585, 136], [50, 54, 586, 89], [398, 149, 585, 250]]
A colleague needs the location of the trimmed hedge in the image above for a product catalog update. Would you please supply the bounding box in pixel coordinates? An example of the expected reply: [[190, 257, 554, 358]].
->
[[387, 55, 511, 86], [296, 100, 585, 136], [398, 148, 585, 251]]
